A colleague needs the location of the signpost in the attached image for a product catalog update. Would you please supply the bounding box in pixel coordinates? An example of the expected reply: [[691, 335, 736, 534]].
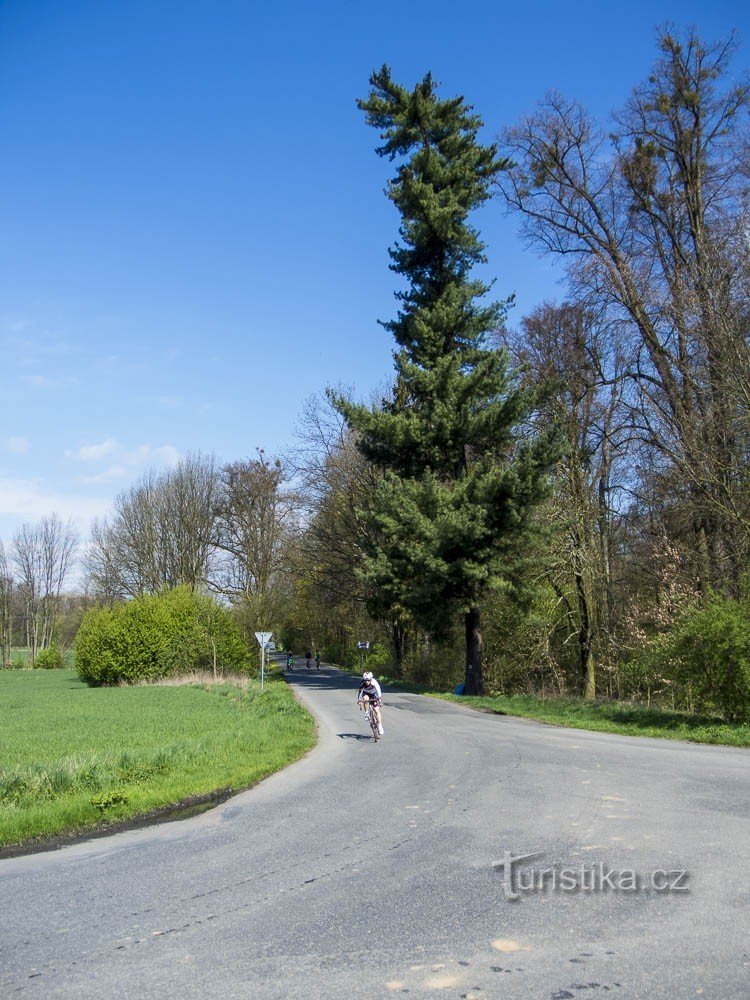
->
[[357, 640, 370, 671], [254, 631, 273, 689]]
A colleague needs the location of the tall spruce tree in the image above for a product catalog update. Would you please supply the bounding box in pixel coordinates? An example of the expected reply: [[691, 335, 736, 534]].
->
[[337, 67, 557, 694]]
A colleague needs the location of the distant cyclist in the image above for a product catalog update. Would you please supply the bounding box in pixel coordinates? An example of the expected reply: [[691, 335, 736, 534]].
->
[[357, 671, 383, 735], [305, 650, 312, 670], [286, 650, 294, 670], [315, 650, 321, 669]]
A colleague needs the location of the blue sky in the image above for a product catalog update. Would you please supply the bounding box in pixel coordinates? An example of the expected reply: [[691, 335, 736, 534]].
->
[[1, 0, 747, 551]]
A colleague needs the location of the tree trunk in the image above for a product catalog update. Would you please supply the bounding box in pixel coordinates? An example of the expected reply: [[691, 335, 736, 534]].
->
[[390, 622, 406, 676], [575, 570, 596, 700], [464, 606, 483, 695], [0, 581, 10, 668], [581, 646, 596, 701]]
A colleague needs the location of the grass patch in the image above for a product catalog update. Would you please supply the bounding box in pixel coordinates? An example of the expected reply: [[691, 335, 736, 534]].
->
[[0, 669, 315, 850], [438, 691, 750, 746], [8, 646, 75, 668], [372, 674, 750, 747]]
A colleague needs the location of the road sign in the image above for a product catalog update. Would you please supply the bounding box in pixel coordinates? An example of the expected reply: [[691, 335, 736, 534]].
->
[[254, 632, 273, 689], [357, 640, 370, 669]]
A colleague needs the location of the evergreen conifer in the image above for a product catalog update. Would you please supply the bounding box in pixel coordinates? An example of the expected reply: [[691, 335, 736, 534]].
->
[[337, 68, 558, 694]]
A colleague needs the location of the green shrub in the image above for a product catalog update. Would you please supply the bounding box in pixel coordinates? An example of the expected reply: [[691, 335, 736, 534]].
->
[[481, 584, 564, 696], [616, 648, 674, 704], [91, 791, 129, 812], [75, 586, 252, 686], [647, 595, 750, 723], [34, 645, 64, 670]]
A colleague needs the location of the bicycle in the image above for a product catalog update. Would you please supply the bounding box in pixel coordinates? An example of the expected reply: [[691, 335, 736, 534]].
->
[[361, 695, 381, 742]]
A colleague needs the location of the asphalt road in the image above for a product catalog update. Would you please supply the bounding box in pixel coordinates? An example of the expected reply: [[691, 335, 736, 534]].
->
[[1, 663, 748, 999]]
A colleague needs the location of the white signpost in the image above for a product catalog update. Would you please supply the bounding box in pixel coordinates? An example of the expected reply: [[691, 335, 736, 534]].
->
[[254, 631, 273, 689], [357, 640, 370, 670]]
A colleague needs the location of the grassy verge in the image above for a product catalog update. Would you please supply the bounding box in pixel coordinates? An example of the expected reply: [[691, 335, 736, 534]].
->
[[0, 669, 316, 851], [9, 647, 75, 667], [373, 675, 750, 747]]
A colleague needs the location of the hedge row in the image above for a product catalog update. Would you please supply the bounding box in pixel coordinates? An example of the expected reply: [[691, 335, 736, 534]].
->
[[75, 587, 252, 686], [637, 593, 750, 722]]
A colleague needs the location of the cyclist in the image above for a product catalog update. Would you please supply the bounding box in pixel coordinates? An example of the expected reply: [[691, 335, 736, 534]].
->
[[305, 650, 312, 670], [315, 650, 321, 669], [285, 649, 294, 670], [357, 671, 384, 735], [358, 670, 382, 701]]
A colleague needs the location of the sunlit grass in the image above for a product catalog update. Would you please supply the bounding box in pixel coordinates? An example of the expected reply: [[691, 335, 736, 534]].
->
[[9, 646, 75, 667], [434, 692, 750, 746], [0, 669, 315, 849], [372, 673, 750, 747]]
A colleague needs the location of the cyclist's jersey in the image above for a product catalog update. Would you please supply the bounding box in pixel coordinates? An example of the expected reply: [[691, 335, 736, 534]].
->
[[358, 678, 382, 699], [358, 681, 381, 705]]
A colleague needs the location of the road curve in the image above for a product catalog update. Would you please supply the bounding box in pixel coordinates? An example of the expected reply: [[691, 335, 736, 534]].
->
[[1, 664, 748, 999]]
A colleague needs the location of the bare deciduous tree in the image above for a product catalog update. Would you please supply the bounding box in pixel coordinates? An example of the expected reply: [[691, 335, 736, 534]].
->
[[500, 26, 750, 590], [12, 515, 78, 661], [213, 451, 298, 628], [504, 302, 630, 697], [291, 393, 376, 608], [86, 453, 219, 598], [0, 541, 13, 666], [287, 391, 410, 666]]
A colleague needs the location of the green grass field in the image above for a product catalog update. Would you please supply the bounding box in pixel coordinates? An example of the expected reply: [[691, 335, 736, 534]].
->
[[9, 647, 75, 667], [432, 690, 750, 746], [365, 671, 750, 747], [0, 669, 316, 850]]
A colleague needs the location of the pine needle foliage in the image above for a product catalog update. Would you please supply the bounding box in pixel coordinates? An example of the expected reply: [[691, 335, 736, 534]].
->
[[335, 67, 559, 694]]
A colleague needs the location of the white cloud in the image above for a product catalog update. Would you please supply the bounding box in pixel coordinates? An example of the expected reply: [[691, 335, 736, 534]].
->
[[4, 437, 30, 454], [81, 464, 128, 484], [3, 321, 74, 358], [0, 441, 182, 549], [0, 479, 114, 581], [70, 440, 181, 484], [20, 374, 54, 388], [0, 476, 111, 531], [68, 440, 179, 465], [126, 444, 180, 467], [1, 317, 33, 335], [77, 438, 118, 462]]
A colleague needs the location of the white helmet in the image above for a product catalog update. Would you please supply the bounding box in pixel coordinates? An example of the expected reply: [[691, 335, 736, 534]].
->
[[363, 671, 373, 681]]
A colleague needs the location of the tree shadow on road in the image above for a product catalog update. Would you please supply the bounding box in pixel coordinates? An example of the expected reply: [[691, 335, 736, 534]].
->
[[285, 668, 362, 692]]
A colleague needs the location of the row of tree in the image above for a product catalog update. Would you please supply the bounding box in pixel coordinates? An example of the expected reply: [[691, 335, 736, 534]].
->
[[0, 517, 78, 665], [4, 26, 748, 718], [280, 26, 750, 714], [84, 451, 296, 631], [0, 453, 297, 665]]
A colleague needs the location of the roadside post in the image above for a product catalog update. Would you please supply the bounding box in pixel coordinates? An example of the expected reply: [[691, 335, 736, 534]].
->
[[254, 631, 273, 689], [357, 640, 370, 672]]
